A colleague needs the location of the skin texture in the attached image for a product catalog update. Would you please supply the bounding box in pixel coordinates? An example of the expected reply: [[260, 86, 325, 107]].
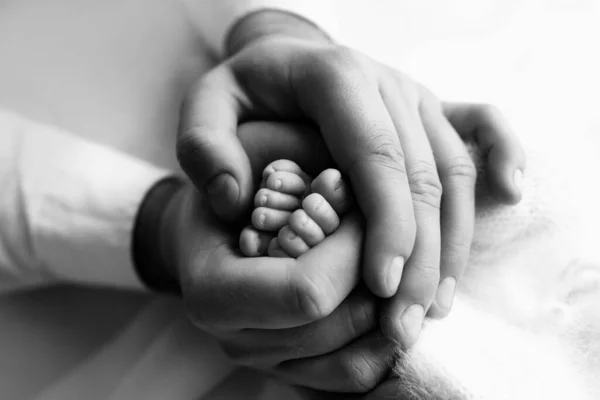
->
[[163, 122, 389, 393], [239, 161, 351, 259], [162, 119, 524, 394], [176, 10, 526, 351]]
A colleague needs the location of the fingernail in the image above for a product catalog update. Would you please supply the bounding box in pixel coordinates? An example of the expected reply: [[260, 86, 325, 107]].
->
[[260, 195, 268, 206], [206, 173, 239, 204], [387, 257, 404, 296], [513, 169, 523, 193], [400, 304, 424, 348], [435, 277, 456, 312], [334, 179, 343, 192]]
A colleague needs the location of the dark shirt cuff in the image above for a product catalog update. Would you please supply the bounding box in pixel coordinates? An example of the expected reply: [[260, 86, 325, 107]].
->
[[132, 176, 184, 296]]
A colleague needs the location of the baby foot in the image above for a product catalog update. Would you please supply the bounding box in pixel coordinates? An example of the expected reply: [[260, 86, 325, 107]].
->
[[273, 168, 353, 258], [239, 160, 352, 258], [239, 160, 310, 257]]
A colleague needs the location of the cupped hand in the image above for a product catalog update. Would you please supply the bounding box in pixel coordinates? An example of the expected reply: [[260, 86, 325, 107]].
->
[[176, 11, 525, 347], [163, 122, 393, 392]]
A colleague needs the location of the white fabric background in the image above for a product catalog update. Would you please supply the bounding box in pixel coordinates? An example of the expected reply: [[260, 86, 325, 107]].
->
[[0, 0, 598, 399]]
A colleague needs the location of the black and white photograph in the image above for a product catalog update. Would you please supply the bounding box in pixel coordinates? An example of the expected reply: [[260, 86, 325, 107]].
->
[[0, 1, 599, 399]]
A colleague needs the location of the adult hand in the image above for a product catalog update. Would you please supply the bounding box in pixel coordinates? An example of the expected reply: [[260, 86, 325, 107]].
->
[[163, 122, 393, 393], [295, 376, 421, 400], [293, 376, 407, 399], [176, 10, 525, 346]]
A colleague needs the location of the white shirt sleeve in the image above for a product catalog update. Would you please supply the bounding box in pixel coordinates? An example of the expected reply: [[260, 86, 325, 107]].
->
[[180, 0, 338, 56], [0, 110, 171, 292]]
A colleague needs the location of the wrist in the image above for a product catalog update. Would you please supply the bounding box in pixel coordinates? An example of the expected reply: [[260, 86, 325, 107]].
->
[[225, 9, 332, 56], [132, 176, 184, 296]]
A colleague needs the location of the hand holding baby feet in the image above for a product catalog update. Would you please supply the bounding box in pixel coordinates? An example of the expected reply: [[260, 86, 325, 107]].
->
[[239, 160, 352, 259]]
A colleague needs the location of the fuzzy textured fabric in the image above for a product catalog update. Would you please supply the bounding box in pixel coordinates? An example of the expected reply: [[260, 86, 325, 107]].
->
[[393, 125, 600, 400]]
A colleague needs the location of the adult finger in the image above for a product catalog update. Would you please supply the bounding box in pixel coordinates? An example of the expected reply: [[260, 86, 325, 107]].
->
[[274, 331, 393, 393], [185, 211, 364, 331], [362, 378, 404, 400], [177, 66, 252, 220], [293, 51, 416, 299], [378, 78, 442, 347], [420, 97, 477, 319], [443, 102, 526, 204], [218, 288, 377, 368]]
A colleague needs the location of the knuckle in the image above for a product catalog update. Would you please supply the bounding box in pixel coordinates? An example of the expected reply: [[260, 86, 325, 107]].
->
[[442, 156, 477, 187], [356, 129, 407, 175], [418, 83, 441, 107], [408, 162, 443, 209], [322, 46, 363, 75], [440, 157, 477, 196], [306, 46, 373, 88], [338, 351, 381, 392], [291, 269, 338, 321], [411, 260, 441, 282], [391, 70, 421, 99], [476, 103, 503, 122]]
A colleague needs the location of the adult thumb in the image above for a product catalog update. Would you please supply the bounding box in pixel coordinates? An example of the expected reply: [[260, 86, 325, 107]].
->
[[177, 67, 253, 221]]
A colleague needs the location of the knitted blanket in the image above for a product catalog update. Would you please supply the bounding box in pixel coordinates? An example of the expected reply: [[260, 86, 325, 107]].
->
[[392, 124, 600, 399]]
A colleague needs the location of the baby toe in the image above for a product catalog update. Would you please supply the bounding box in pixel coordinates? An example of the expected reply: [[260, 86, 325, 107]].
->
[[266, 171, 308, 195], [267, 237, 290, 258], [288, 209, 325, 247], [278, 225, 311, 258], [254, 188, 301, 211], [252, 207, 291, 231], [310, 168, 353, 215], [239, 226, 272, 257], [302, 193, 340, 235], [263, 159, 310, 183]]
